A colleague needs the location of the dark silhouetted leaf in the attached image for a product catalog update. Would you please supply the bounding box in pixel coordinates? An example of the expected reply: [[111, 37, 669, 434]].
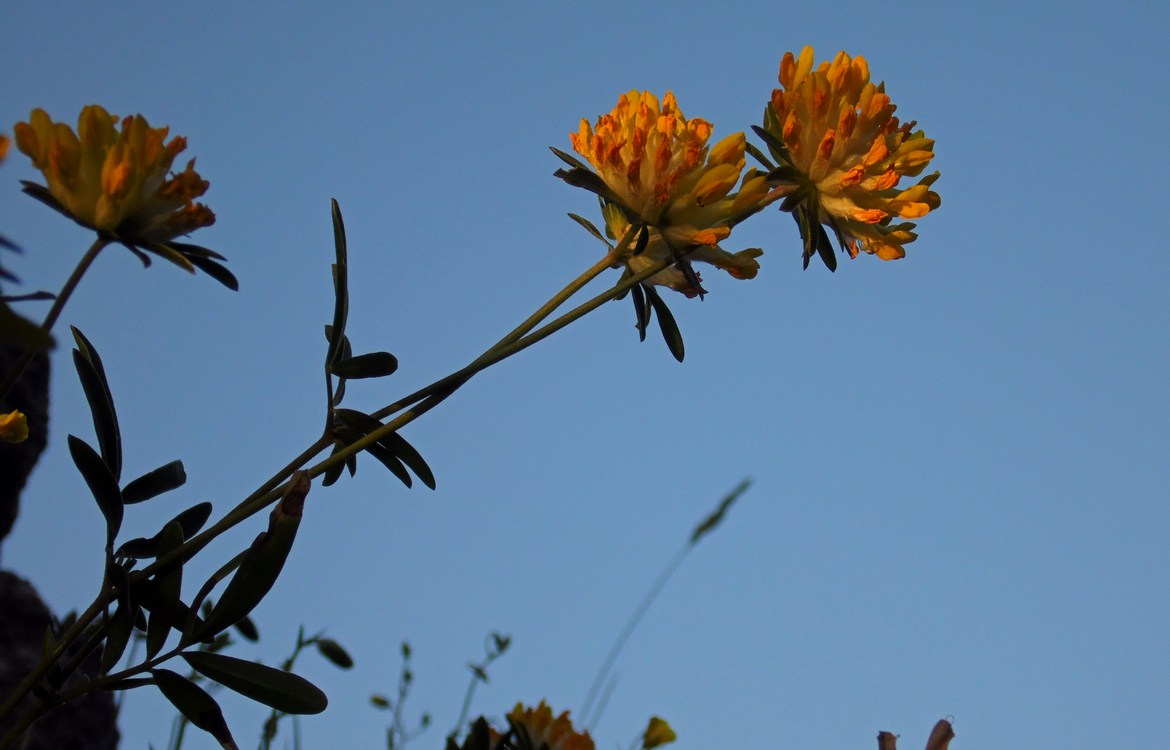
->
[[631, 284, 649, 342], [331, 351, 399, 379], [102, 603, 138, 673], [151, 668, 236, 749], [644, 287, 685, 362], [232, 615, 259, 642], [182, 651, 328, 715], [193, 474, 309, 641], [316, 638, 354, 669], [145, 521, 185, 659], [183, 254, 239, 291], [71, 327, 121, 480], [122, 460, 187, 504], [140, 242, 196, 273], [68, 434, 122, 549], [325, 199, 350, 369], [380, 431, 436, 490], [117, 501, 211, 559]]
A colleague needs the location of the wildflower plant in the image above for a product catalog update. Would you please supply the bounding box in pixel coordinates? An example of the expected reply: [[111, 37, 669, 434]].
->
[[0, 45, 944, 750]]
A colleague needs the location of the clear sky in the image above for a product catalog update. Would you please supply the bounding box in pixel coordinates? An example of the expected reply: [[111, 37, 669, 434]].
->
[[2, 1, 1168, 748]]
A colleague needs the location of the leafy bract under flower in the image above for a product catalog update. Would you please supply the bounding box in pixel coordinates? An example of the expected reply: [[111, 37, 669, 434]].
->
[[562, 91, 777, 296], [14, 105, 215, 245], [759, 47, 940, 265], [503, 701, 594, 750]]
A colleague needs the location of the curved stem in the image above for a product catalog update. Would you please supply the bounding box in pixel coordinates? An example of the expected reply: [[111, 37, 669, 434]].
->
[[0, 236, 109, 399]]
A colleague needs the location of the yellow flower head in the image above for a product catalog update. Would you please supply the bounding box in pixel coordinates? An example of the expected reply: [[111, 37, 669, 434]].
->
[[566, 90, 777, 250], [14, 105, 215, 244], [0, 410, 29, 443], [505, 701, 594, 750], [642, 717, 678, 749], [760, 47, 940, 266]]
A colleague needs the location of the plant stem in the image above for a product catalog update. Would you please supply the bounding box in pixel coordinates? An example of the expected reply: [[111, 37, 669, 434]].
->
[[0, 236, 108, 399]]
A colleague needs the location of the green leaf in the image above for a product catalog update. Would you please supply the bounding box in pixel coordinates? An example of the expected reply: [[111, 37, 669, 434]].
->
[[67, 434, 123, 549], [101, 603, 138, 673], [631, 284, 649, 342], [331, 351, 399, 379], [380, 431, 436, 490], [193, 474, 309, 642], [140, 242, 197, 273], [182, 651, 328, 715], [325, 199, 350, 369], [232, 615, 259, 642], [644, 287, 685, 363], [315, 638, 354, 669], [183, 253, 239, 291], [151, 668, 237, 749], [548, 146, 591, 171], [117, 501, 212, 559], [566, 213, 609, 246], [122, 460, 187, 504], [71, 327, 122, 480], [145, 521, 185, 659]]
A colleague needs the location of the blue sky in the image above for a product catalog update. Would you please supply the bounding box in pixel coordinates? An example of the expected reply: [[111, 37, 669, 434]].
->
[[2, 1, 1168, 748]]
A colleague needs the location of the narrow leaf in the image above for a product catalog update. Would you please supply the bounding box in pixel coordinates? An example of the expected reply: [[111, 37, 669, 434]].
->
[[117, 502, 212, 559], [182, 651, 328, 715], [151, 669, 237, 749], [71, 327, 121, 479], [101, 603, 138, 673], [566, 213, 609, 246], [645, 287, 685, 363], [380, 431, 437, 490], [140, 242, 196, 273], [331, 351, 399, 379], [184, 254, 239, 291], [122, 460, 186, 504], [325, 199, 349, 369], [145, 521, 185, 659], [316, 638, 354, 669], [194, 473, 310, 641], [631, 284, 649, 342], [67, 434, 123, 549]]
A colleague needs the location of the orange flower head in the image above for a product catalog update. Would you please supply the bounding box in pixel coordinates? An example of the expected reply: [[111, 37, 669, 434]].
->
[[761, 47, 940, 266], [505, 701, 594, 750], [14, 105, 214, 244]]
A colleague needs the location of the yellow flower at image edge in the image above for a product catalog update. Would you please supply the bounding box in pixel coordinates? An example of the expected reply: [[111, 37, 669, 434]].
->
[[0, 133, 9, 162], [761, 46, 940, 267], [0, 410, 29, 443], [563, 90, 779, 297], [505, 701, 594, 750], [14, 105, 215, 245]]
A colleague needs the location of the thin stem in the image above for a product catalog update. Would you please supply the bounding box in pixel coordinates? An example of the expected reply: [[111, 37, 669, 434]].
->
[[372, 228, 635, 422], [581, 544, 691, 729], [0, 236, 109, 399]]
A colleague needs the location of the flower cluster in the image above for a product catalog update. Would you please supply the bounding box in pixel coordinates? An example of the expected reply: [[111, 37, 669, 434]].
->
[[14, 105, 215, 245], [563, 90, 777, 297], [760, 47, 940, 264], [498, 702, 594, 750]]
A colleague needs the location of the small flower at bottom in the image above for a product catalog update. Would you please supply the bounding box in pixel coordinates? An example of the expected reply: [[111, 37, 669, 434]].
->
[[558, 90, 780, 297], [756, 46, 940, 269], [642, 716, 677, 749], [15, 105, 215, 244], [499, 701, 594, 750], [0, 410, 29, 443]]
